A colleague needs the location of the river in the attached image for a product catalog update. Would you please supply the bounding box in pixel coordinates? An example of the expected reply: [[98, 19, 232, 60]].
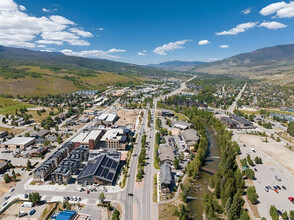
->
[[187, 119, 221, 219]]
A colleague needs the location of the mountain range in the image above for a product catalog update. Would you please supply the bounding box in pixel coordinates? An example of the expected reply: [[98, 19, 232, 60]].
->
[[0, 43, 294, 96], [194, 44, 294, 86], [148, 60, 206, 71]]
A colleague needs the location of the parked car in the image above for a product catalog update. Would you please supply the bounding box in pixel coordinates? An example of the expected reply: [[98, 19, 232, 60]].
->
[[276, 185, 281, 190], [274, 189, 279, 193], [24, 194, 28, 199], [9, 188, 14, 193], [288, 197, 294, 203], [282, 186, 287, 190], [29, 209, 36, 215], [128, 193, 134, 196], [265, 187, 269, 192], [275, 175, 282, 181], [4, 195, 10, 200]]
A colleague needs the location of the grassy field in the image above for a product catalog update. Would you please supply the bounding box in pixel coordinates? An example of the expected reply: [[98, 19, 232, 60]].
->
[[240, 109, 294, 115], [27, 109, 59, 123], [0, 66, 149, 97], [174, 112, 189, 121], [0, 97, 35, 115]]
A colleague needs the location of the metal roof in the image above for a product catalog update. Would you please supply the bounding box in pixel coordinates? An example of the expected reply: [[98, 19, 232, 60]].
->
[[77, 152, 120, 183], [2, 137, 35, 145]]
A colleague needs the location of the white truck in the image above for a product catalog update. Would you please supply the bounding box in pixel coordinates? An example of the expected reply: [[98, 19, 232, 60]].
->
[[22, 202, 34, 208]]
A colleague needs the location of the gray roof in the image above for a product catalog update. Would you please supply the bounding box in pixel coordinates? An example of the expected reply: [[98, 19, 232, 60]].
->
[[230, 115, 252, 126], [160, 162, 172, 185], [2, 137, 35, 145], [182, 129, 199, 142], [159, 145, 175, 162]]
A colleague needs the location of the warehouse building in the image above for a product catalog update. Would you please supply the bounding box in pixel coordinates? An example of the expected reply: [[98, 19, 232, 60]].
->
[[77, 152, 120, 185], [71, 130, 104, 150], [1, 137, 35, 149], [97, 113, 118, 125], [159, 110, 174, 117]]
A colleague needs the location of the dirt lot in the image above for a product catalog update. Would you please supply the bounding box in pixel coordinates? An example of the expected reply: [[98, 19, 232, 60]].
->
[[115, 108, 140, 128], [0, 181, 17, 198], [0, 201, 55, 220], [238, 134, 294, 175]]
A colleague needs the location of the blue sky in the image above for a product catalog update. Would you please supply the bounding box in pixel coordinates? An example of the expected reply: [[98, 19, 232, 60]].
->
[[1, 0, 294, 64]]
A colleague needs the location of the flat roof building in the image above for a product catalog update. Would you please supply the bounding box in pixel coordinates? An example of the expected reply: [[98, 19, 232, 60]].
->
[[173, 120, 192, 130], [72, 130, 104, 150], [1, 137, 35, 149]]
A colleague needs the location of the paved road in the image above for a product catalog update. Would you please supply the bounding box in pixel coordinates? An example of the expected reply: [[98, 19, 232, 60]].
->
[[227, 83, 247, 114]]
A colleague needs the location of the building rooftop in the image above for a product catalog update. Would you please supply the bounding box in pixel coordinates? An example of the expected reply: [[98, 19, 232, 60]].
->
[[2, 137, 35, 146], [182, 129, 199, 142], [72, 130, 102, 143], [159, 144, 175, 162], [77, 152, 120, 183], [56, 210, 77, 220], [160, 161, 172, 185]]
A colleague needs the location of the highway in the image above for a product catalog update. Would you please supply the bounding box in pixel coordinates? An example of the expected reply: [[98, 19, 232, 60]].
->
[[227, 82, 247, 114]]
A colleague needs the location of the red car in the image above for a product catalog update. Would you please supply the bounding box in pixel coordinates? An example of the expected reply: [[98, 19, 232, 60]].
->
[[274, 189, 279, 193], [289, 197, 294, 203]]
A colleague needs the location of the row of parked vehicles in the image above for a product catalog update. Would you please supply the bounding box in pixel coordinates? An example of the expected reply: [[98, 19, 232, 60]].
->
[[64, 196, 81, 202], [265, 185, 287, 193]]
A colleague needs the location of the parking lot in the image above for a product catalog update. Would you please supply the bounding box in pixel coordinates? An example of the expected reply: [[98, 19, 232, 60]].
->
[[238, 134, 294, 219], [0, 201, 50, 220]]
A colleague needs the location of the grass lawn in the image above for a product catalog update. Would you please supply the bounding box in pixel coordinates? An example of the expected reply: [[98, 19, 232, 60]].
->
[[0, 98, 35, 115], [174, 112, 189, 121], [0, 126, 26, 135]]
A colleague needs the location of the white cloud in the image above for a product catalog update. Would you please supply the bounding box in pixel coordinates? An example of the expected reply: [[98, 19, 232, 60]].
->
[[198, 40, 210, 46], [138, 52, 146, 56], [98, 27, 104, 31], [241, 8, 251, 15], [42, 8, 57, 13], [37, 45, 47, 48], [218, 45, 230, 48], [36, 40, 64, 45], [61, 48, 126, 59], [259, 21, 287, 29], [108, 48, 126, 53], [0, 0, 93, 48], [153, 39, 191, 55], [216, 22, 258, 35], [208, 58, 219, 61], [19, 5, 26, 11], [276, 2, 294, 18], [259, 1, 288, 16], [69, 28, 93, 37], [40, 49, 52, 52]]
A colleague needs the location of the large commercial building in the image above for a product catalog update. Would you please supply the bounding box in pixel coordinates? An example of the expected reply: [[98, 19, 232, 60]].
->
[[77, 152, 120, 185], [97, 113, 118, 125], [1, 137, 35, 149], [99, 128, 130, 150], [71, 130, 104, 150]]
